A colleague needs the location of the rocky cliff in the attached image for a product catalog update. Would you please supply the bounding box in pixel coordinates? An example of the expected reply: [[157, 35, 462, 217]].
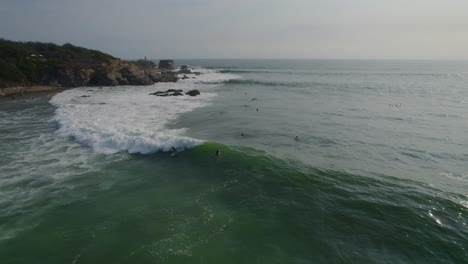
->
[[158, 60, 176, 70], [0, 39, 177, 89]]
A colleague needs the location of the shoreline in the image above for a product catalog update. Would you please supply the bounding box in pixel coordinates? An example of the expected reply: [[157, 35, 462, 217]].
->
[[0, 86, 74, 103]]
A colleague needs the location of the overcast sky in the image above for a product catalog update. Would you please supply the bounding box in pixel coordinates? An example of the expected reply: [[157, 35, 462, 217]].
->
[[1, 0, 467, 60]]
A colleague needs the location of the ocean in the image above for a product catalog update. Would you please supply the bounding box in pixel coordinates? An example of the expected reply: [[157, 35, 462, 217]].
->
[[0, 59, 467, 263]]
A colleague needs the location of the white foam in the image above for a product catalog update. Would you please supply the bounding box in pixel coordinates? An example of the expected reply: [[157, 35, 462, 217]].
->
[[50, 66, 239, 154], [177, 66, 241, 84], [50, 82, 218, 154]]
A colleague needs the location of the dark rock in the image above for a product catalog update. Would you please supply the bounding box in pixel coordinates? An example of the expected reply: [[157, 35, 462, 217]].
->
[[119, 66, 153, 85], [149, 91, 165, 95], [150, 89, 185, 97], [89, 70, 119, 86], [158, 60, 176, 70], [54, 66, 95, 87], [147, 72, 162, 82], [152, 72, 178, 83], [186, 89, 200, 96], [132, 60, 157, 71], [179, 65, 192, 74]]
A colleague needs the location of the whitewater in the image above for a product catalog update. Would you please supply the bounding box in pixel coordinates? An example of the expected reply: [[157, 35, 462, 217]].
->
[[50, 67, 239, 154]]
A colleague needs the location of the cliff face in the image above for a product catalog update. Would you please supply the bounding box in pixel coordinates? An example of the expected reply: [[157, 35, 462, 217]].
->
[[33, 59, 177, 87], [88, 60, 153, 86], [0, 39, 177, 88], [45, 60, 177, 87]]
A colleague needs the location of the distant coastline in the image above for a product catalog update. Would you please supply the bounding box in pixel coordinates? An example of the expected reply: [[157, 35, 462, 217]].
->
[[0, 39, 179, 101]]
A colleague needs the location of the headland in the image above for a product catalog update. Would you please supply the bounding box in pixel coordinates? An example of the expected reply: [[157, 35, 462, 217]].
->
[[0, 39, 180, 101]]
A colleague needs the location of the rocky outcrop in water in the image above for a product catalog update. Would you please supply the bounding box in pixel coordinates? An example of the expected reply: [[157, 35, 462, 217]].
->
[[185, 89, 200, 96], [152, 72, 178, 83], [175, 65, 202, 76], [158, 60, 176, 70], [179, 65, 192, 74], [150, 89, 201, 97], [150, 89, 184, 97]]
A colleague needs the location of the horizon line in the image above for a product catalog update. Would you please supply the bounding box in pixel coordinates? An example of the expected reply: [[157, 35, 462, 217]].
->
[[130, 57, 468, 62]]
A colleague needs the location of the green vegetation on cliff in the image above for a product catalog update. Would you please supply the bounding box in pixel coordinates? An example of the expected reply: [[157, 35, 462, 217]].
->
[[0, 39, 116, 87], [0, 39, 176, 89]]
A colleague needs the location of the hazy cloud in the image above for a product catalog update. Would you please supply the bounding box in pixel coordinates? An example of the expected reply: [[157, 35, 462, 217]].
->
[[1, 0, 467, 59]]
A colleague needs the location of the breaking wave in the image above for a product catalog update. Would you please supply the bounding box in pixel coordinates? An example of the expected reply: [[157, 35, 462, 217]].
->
[[225, 79, 319, 88], [50, 68, 238, 154], [177, 67, 241, 84]]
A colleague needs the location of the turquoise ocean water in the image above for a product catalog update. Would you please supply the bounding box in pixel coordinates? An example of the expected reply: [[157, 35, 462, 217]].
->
[[0, 60, 467, 263]]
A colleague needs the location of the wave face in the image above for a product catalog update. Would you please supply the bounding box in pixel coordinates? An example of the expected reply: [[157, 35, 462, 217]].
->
[[1, 136, 466, 263]]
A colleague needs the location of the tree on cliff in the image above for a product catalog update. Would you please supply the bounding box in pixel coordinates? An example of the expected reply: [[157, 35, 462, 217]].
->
[[0, 39, 116, 88], [0, 39, 177, 88]]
